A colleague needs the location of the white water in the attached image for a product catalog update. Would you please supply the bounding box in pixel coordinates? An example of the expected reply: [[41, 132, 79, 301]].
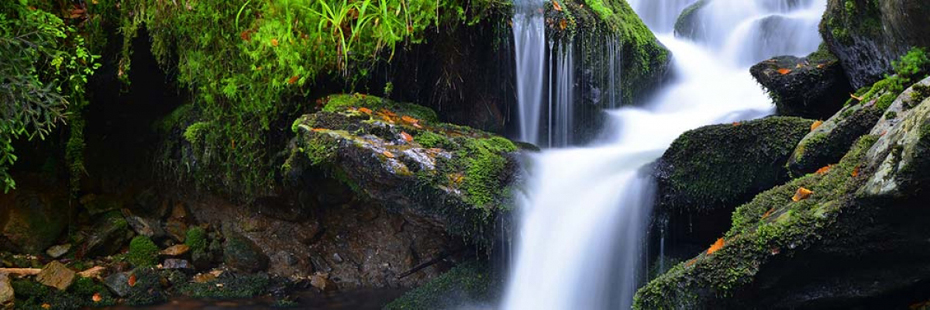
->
[[513, 0, 546, 145], [503, 0, 827, 309]]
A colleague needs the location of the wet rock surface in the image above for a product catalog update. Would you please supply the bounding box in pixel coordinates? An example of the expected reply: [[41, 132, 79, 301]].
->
[[751, 49, 853, 119], [36, 261, 76, 291], [0, 190, 68, 255], [820, 0, 930, 88], [636, 82, 930, 309]]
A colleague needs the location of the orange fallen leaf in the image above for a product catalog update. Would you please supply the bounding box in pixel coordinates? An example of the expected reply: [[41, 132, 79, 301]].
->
[[792, 187, 813, 202], [777, 68, 792, 75], [382, 151, 395, 158], [271, 38, 279, 47], [707, 238, 725, 255], [380, 110, 397, 117], [684, 258, 697, 268], [92, 293, 102, 303], [240, 30, 252, 41], [762, 208, 775, 219], [312, 128, 327, 132], [128, 274, 137, 287], [401, 115, 419, 124], [732, 122, 741, 127], [400, 132, 413, 142], [817, 64, 826, 69], [559, 19, 568, 30], [850, 93, 864, 101], [815, 165, 833, 175], [771, 247, 781, 255], [358, 107, 373, 114], [42, 304, 51, 309], [552, 0, 563, 11], [852, 165, 861, 177], [811, 120, 824, 131], [412, 123, 423, 129], [288, 75, 300, 85]]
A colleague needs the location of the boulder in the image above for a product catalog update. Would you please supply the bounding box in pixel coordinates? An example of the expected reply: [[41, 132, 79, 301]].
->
[[36, 261, 75, 291], [0, 191, 68, 254], [84, 213, 132, 257], [123, 210, 165, 239], [635, 83, 930, 309], [654, 117, 814, 259], [786, 76, 930, 176], [820, 0, 930, 88], [750, 47, 853, 119], [222, 228, 268, 273], [674, 0, 709, 40], [285, 94, 519, 247]]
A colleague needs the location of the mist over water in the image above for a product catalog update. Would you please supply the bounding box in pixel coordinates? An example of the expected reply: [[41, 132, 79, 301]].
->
[[503, 0, 827, 309]]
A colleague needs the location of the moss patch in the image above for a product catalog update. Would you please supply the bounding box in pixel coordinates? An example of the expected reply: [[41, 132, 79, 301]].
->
[[384, 261, 497, 310], [127, 236, 159, 268]]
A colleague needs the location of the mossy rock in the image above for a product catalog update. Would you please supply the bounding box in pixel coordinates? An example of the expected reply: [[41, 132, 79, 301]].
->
[[550, 0, 671, 106], [222, 227, 269, 273], [657, 116, 814, 215], [820, 0, 930, 88], [127, 236, 159, 268], [674, 0, 709, 40], [786, 73, 927, 176], [384, 260, 497, 310], [750, 45, 853, 119], [0, 190, 68, 255], [285, 94, 518, 248], [636, 97, 930, 309], [83, 211, 132, 257], [178, 272, 270, 299]]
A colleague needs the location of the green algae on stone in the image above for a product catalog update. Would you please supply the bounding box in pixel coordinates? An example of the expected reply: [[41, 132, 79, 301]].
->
[[127, 236, 159, 268], [384, 261, 497, 310], [657, 117, 815, 215], [286, 94, 518, 248]]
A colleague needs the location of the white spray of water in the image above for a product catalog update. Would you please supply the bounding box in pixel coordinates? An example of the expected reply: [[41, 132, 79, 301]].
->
[[503, 0, 827, 309]]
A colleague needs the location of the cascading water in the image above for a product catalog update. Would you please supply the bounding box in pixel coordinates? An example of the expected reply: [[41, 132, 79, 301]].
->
[[512, 0, 546, 145], [503, 0, 827, 309]]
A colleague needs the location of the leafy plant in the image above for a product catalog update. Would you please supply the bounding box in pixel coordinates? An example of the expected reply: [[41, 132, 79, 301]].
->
[[0, 0, 99, 192]]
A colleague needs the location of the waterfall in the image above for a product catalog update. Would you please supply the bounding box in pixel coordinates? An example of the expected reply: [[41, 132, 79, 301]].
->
[[503, 0, 828, 309], [512, 0, 546, 145]]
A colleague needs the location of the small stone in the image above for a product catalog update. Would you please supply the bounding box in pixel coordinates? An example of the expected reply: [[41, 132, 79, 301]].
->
[[309, 273, 337, 292], [104, 272, 131, 297], [123, 212, 165, 238], [36, 261, 76, 291], [222, 228, 269, 272], [0, 274, 13, 309], [332, 253, 344, 264], [160, 244, 190, 257], [165, 219, 188, 243], [170, 203, 189, 220], [274, 251, 297, 266], [161, 259, 192, 271], [45, 244, 71, 259]]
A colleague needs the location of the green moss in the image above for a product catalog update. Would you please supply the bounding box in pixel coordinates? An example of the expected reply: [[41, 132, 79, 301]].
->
[[415, 131, 453, 149], [462, 137, 517, 208], [183, 122, 212, 144], [322, 94, 439, 123], [185, 226, 207, 253], [128, 236, 159, 268], [179, 273, 269, 299], [661, 117, 814, 213], [384, 261, 497, 310], [808, 42, 838, 63], [885, 111, 898, 119], [11, 277, 116, 310], [635, 136, 879, 309], [127, 268, 166, 306]]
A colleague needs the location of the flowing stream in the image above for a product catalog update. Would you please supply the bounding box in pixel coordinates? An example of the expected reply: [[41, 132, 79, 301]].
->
[[503, 0, 827, 309]]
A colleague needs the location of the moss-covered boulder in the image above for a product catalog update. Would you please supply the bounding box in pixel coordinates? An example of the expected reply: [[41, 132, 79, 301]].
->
[[635, 89, 930, 310], [820, 0, 930, 88], [750, 45, 854, 119], [657, 117, 814, 215], [83, 212, 132, 257], [285, 94, 519, 247], [674, 0, 709, 40], [654, 117, 814, 256], [222, 227, 269, 273], [786, 73, 929, 176], [0, 190, 68, 255]]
